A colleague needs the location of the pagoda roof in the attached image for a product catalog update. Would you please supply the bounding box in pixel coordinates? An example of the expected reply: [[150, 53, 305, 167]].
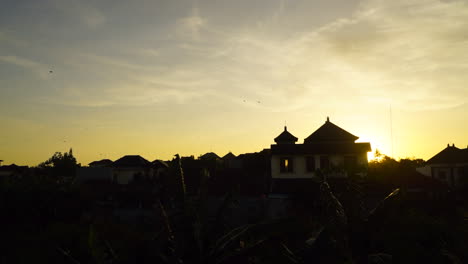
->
[[274, 126, 298, 144]]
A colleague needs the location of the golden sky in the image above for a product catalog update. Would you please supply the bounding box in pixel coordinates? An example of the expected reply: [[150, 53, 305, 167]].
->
[[1, 0, 467, 166]]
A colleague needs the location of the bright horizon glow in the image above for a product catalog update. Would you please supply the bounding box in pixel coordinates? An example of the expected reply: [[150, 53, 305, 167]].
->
[[1, 0, 467, 166]]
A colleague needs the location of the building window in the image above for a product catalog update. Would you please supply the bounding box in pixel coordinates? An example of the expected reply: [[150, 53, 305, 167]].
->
[[280, 157, 293, 173], [320, 156, 330, 169], [306, 156, 316, 172]]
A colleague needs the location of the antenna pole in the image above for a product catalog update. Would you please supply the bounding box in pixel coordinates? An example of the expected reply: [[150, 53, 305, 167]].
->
[[390, 105, 394, 158]]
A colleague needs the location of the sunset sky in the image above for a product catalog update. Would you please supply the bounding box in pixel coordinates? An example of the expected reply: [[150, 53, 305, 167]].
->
[[1, 0, 467, 166]]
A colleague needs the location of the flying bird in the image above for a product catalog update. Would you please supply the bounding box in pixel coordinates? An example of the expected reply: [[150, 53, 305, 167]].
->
[[49, 70, 53, 74]]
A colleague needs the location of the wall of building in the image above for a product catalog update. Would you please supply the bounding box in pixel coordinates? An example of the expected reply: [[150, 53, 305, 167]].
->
[[76, 167, 113, 183], [271, 154, 362, 179], [357, 152, 368, 166], [113, 167, 150, 184], [429, 164, 468, 188], [271, 155, 313, 179], [416, 165, 432, 177]]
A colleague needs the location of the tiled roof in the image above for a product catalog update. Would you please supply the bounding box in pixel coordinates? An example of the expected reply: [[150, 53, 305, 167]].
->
[[274, 126, 298, 144], [112, 155, 151, 167], [304, 118, 358, 143], [427, 145, 468, 164]]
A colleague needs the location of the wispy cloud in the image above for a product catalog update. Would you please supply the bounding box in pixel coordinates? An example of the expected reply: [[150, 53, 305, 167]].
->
[[50, 0, 105, 29], [0, 55, 50, 78], [29, 0, 468, 113], [206, 0, 468, 111], [176, 7, 206, 40], [311, 0, 468, 110], [0, 30, 28, 47]]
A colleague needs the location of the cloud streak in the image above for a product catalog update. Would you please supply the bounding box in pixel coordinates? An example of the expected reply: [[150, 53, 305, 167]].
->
[[0, 55, 50, 79], [17, 0, 468, 113], [50, 0, 105, 29]]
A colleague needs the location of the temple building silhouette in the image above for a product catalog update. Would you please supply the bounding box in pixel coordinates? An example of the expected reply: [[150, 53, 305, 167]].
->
[[271, 117, 371, 179], [269, 117, 371, 193]]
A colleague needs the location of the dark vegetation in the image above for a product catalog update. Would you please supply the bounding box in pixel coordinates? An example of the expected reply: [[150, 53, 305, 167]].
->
[[0, 151, 467, 263]]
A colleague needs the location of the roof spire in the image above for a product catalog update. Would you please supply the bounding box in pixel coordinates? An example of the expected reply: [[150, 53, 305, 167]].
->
[[326, 116, 330, 122], [274, 125, 298, 144]]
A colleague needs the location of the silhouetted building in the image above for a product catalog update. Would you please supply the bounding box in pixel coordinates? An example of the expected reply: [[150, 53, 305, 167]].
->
[[151, 159, 169, 179], [267, 117, 371, 218], [222, 152, 236, 160], [417, 144, 468, 188], [76, 167, 113, 184], [271, 117, 371, 182], [199, 152, 221, 161], [0, 164, 29, 185], [222, 152, 242, 169], [112, 155, 153, 184]]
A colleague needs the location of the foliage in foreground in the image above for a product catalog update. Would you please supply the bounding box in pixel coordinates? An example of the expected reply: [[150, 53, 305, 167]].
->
[[1, 152, 468, 263]]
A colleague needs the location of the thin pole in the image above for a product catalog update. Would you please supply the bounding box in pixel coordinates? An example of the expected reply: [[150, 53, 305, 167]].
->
[[390, 105, 394, 158]]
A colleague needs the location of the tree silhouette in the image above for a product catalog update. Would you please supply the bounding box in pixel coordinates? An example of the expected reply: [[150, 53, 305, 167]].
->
[[38, 148, 80, 178]]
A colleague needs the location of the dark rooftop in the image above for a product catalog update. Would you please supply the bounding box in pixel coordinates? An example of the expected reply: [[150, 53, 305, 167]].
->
[[88, 159, 113, 167], [0, 164, 29, 171], [304, 117, 359, 144], [274, 126, 298, 144], [152, 159, 169, 168], [199, 152, 221, 160], [426, 144, 468, 164], [222, 152, 237, 160], [113, 155, 151, 167]]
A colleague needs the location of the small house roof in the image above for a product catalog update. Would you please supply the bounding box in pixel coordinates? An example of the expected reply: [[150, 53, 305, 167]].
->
[[274, 126, 298, 144], [0, 164, 28, 171], [113, 155, 151, 167], [304, 117, 358, 143], [427, 145, 468, 164], [152, 159, 169, 168], [199, 152, 221, 160], [222, 152, 237, 160]]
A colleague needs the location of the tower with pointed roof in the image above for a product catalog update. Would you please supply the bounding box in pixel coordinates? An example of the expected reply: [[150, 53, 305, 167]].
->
[[274, 126, 298, 144]]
